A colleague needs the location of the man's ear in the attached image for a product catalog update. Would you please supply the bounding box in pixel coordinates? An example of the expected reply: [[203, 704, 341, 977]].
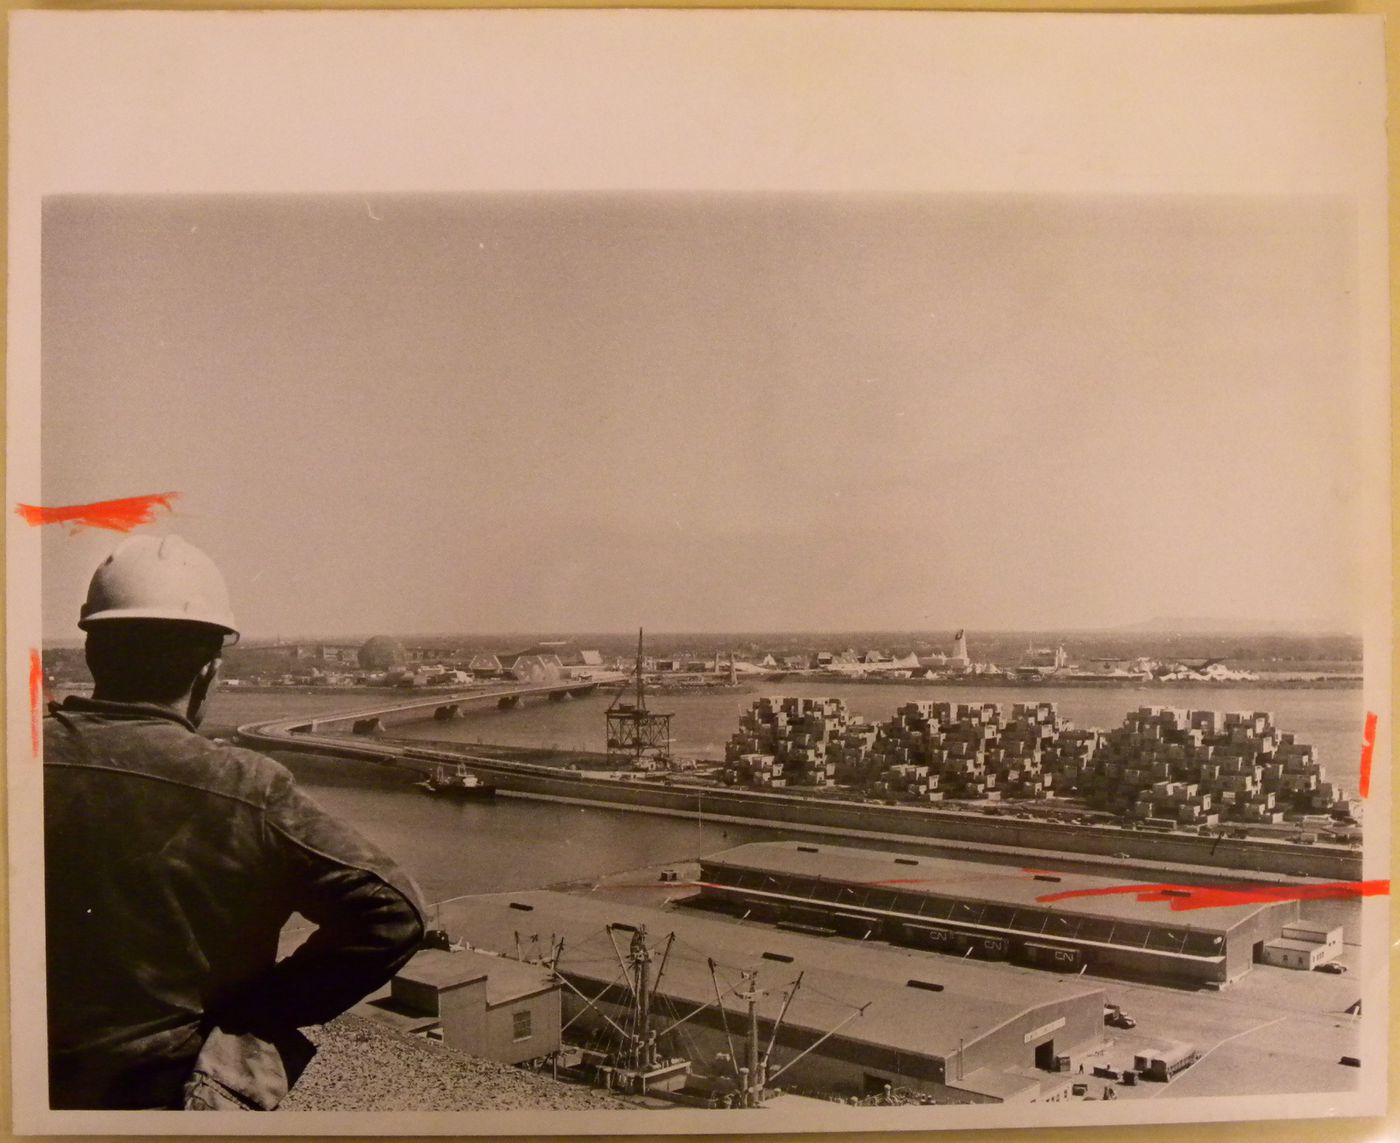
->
[[188, 657, 222, 724]]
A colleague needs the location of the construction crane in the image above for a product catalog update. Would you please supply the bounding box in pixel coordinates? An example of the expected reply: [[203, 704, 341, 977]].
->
[[605, 628, 673, 770]]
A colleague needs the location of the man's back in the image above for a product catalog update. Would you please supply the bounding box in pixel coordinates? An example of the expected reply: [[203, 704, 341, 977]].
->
[[45, 696, 425, 1109]]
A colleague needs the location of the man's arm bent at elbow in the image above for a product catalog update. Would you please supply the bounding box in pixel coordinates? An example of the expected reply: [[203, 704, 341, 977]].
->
[[218, 777, 426, 1037]]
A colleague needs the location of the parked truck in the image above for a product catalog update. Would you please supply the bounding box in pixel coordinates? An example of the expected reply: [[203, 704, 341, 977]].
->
[[1133, 1041, 1199, 1082], [1103, 1003, 1137, 1029]]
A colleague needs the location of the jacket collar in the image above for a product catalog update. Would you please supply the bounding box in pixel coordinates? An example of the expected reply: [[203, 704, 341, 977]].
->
[[50, 694, 198, 733]]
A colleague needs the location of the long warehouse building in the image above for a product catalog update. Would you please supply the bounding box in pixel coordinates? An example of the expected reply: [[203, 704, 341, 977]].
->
[[695, 842, 1299, 986], [437, 889, 1106, 1103]]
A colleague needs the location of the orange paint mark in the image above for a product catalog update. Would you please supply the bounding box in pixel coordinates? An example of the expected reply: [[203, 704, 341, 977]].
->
[[876, 878, 953, 888], [1037, 879, 1389, 912], [1360, 711, 1377, 798], [29, 649, 43, 756], [687, 874, 1387, 915], [15, 491, 178, 533]]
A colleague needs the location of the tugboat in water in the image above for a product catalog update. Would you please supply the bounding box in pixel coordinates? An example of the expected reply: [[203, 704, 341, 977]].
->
[[416, 763, 496, 800]]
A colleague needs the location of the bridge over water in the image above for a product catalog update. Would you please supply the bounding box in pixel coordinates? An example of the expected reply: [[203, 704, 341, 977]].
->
[[260, 674, 627, 737]]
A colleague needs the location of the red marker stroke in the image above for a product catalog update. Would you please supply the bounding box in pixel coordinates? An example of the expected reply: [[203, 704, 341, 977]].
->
[[1360, 711, 1377, 798], [15, 491, 178, 533], [29, 649, 43, 756], [1038, 879, 1389, 912]]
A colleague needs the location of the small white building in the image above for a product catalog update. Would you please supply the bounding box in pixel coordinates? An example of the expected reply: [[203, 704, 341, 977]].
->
[[1261, 922, 1344, 970], [374, 948, 562, 1064]]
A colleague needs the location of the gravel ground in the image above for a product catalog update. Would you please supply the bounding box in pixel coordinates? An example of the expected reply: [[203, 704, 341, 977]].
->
[[280, 1015, 632, 1112]]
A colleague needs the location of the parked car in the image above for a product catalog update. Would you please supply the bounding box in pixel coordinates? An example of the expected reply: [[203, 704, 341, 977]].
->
[[1316, 962, 1348, 974]]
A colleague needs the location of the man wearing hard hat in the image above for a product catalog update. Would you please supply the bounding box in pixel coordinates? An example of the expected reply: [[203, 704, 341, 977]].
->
[[43, 535, 426, 1110]]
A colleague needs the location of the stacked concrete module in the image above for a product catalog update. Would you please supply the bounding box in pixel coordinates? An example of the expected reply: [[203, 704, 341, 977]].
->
[[863, 702, 977, 800], [1132, 780, 1218, 828], [859, 701, 949, 800], [722, 696, 857, 788], [1069, 707, 1339, 825], [1038, 726, 1101, 796], [989, 702, 1333, 825], [937, 702, 1004, 800], [718, 698, 1340, 824], [726, 751, 785, 788], [828, 721, 881, 785], [1270, 732, 1338, 813], [851, 701, 1065, 804], [986, 702, 1060, 800]]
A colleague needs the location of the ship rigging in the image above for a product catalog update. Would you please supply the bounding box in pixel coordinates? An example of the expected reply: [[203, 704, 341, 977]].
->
[[521, 920, 867, 1107]]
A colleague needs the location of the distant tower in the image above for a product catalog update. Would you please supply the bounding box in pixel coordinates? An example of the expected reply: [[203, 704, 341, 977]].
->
[[950, 629, 970, 668]]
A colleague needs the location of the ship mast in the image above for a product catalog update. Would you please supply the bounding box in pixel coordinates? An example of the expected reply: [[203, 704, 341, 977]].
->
[[739, 970, 764, 1107], [629, 926, 654, 1070], [550, 926, 864, 1106]]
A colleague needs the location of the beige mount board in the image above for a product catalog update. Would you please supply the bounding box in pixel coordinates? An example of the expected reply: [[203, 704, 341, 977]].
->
[[4, 7, 1392, 1140]]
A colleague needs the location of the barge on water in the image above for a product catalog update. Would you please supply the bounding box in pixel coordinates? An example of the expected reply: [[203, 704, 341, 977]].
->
[[416, 762, 496, 800]]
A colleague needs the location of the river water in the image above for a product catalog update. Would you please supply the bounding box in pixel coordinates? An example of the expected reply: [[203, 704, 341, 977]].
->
[[202, 681, 1364, 905], [386, 680, 1365, 793]]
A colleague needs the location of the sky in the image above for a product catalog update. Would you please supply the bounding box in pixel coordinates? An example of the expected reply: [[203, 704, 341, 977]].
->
[[40, 193, 1362, 639]]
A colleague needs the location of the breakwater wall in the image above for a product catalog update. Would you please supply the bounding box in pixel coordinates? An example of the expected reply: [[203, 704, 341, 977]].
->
[[472, 765, 1358, 880], [236, 720, 1362, 882]]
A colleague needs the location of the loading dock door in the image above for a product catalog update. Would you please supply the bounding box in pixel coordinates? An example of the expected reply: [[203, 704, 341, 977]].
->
[[864, 1074, 893, 1096], [1035, 1040, 1056, 1071]]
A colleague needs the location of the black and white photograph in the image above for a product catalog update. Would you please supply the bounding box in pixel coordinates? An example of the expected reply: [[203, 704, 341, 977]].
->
[[6, 10, 1391, 1135]]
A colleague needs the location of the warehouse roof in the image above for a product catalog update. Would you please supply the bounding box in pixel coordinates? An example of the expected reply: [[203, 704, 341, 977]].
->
[[396, 948, 555, 1006], [957, 1067, 1040, 1101], [438, 890, 1103, 1064], [1281, 923, 1335, 938], [466, 948, 557, 1006], [702, 842, 1275, 933]]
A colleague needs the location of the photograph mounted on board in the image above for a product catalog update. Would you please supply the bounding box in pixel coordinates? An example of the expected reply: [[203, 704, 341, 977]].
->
[[6, 9, 1391, 1136]]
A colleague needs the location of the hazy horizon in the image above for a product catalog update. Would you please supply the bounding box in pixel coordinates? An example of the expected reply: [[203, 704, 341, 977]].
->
[[42, 193, 1362, 640], [42, 624, 1365, 653]]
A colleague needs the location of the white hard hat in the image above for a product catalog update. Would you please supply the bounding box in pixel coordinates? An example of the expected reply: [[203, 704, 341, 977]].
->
[[79, 534, 239, 637]]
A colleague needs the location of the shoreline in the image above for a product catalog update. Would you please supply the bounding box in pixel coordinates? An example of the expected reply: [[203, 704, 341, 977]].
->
[[241, 721, 1362, 882], [359, 732, 1364, 842], [206, 672, 1363, 700]]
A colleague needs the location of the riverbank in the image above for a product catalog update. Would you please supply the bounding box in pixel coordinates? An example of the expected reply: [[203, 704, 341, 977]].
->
[[241, 719, 1362, 883], [364, 733, 1363, 847]]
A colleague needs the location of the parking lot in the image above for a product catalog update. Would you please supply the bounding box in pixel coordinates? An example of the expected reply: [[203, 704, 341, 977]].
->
[[1075, 937, 1362, 1100]]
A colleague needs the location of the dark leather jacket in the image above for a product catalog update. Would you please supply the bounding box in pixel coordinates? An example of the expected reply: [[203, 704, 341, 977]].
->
[[44, 696, 426, 1109]]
